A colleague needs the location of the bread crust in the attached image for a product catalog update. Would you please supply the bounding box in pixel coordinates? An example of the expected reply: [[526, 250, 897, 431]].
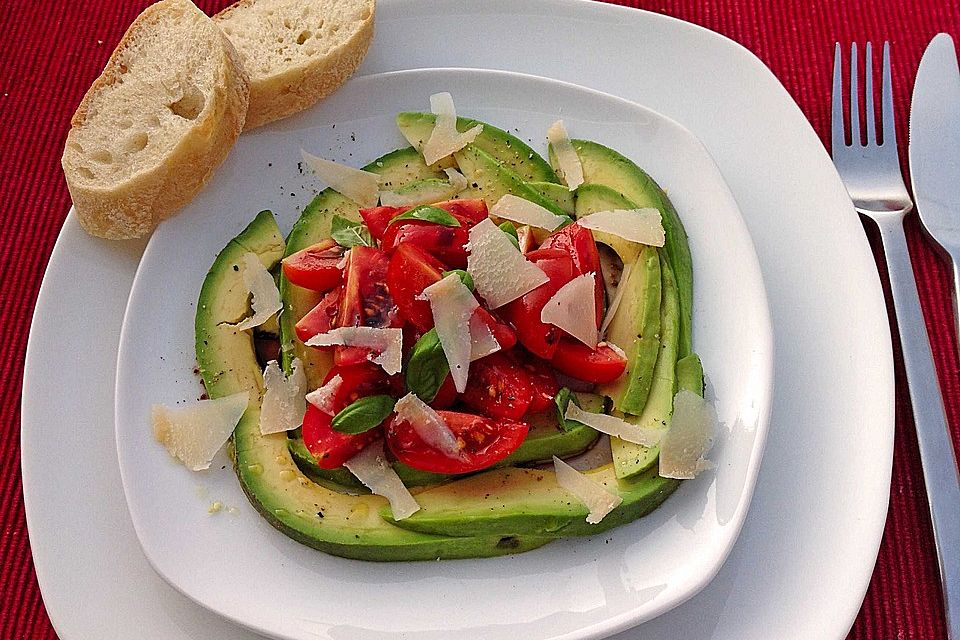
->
[[62, 0, 250, 240]]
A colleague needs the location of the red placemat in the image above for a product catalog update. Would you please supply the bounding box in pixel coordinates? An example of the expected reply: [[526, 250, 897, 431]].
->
[[2, 1, 958, 638]]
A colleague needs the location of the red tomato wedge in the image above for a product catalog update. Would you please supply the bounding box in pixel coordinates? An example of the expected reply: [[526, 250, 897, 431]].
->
[[540, 224, 604, 326], [295, 289, 340, 344], [472, 307, 517, 351], [385, 410, 528, 474], [335, 246, 401, 365], [381, 221, 470, 269], [430, 199, 489, 224], [360, 205, 403, 241], [550, 339, 627, 383], [500, 247, 576, 359], [429, 375, 458, 410], [386, 243, 446, 331], [281, 239, 346, 293], [519, 357, 560, 413], [462, 352, 533, 420]]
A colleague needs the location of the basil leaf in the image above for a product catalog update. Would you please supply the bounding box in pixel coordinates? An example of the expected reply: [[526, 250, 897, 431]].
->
[[389, 205, 461, 228], [405, 328, 449, 402], [331, 395, 396, 434], [442, 269, 474, 291], [498, 221, 520, 250], [554, 387, 584, 433], [330, 215, 374, 248]]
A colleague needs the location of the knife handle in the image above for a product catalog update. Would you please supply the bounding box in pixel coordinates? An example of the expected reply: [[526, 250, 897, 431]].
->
[[878, 218, 960, 640]]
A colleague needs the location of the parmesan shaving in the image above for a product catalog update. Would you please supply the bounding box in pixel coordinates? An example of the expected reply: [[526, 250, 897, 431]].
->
[[225, 253, 282, 331], [344, 441, 420, 520], [379, 181, 459, 207], [393, 393, 462, 459], [659, 390, 717, 479], [304, 327, 403, 375], [490, 194, 568, 231], [305, 374, 342, 415], [259, 359, 306, 435], [152, 392, 249, 471], [466, 218, 549, 309], [444, 166, 469, 192], [423, 274, 478, 392], [469, 311, 501, 361], [553, 455, 622, 524], [422, 92, 483, 165], [599, 261, 634, 336], [577, 209, 665, 246], [565, 402, 662, 446], [301, 149, 380, 208], [547, 120, 584, 190], [541, 272, 599, 348]]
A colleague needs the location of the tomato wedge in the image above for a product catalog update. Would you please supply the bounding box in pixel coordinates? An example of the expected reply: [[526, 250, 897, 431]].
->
[[386, 242, 445, 331], [429, 375, 458, 410], [295, 288, 339, 343], [430, 199, 489, 224], [472, 306, 517, 351], [550, 339, 627, 384], [381, 221, 470, 268], [359, 205, 403, 241], [540, 224, 604, 326], [519, 357, 560, 412], [500, 247, 576, 359], [281, 239, 345, 293], [462, 352, 533, 420], [335, 246, 401, 365], [385, 410, 528, 474]]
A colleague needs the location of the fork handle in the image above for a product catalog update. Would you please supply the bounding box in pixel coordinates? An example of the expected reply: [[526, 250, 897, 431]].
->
[[877, 217, 960, 640]]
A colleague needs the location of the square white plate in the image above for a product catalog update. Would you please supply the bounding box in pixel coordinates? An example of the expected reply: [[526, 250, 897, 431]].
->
[[114, 67, 772, 640], [22, 2, 893, 639]]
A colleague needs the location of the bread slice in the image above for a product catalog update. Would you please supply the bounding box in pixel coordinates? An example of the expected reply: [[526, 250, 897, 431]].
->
[[61, 0, 249, 240], [215, 0, 374, 130]]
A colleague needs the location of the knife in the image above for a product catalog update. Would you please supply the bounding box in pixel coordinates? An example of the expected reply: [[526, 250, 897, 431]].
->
[[909, 33, 960, 345]]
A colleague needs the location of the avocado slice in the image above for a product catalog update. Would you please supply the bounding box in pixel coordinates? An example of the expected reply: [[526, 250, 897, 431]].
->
[[199, 211, 555, 560], [381, 464, 678, 538], [381, 177, 461, 205], [396, 112, 559, 183], [552, 140, 694, 358], [573, 183, 642, 264], [454, 145, 568, 217], [527, 180, 575, 215], [610, 252, 681, 479]]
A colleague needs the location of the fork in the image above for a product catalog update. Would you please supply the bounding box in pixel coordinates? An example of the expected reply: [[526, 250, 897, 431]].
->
[[832, 42, 960, 638]]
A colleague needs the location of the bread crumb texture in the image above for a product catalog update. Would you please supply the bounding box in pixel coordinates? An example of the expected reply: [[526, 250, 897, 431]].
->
[[62, 0, 249, 239], [216, 0, 374, 128]]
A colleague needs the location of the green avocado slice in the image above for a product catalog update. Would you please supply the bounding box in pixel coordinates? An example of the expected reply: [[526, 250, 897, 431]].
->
[[454, 145, 569, 217], [199, 211, 553, 560], [527, 180, 575, 215]]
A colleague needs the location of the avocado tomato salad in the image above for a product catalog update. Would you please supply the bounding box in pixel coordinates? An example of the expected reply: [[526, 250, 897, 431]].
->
[[194, 108, 706, 561]]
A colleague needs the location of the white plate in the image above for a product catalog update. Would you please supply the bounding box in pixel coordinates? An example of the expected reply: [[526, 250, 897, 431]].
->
[[114, 68, 772, 640], [22, 2, 894, 639]]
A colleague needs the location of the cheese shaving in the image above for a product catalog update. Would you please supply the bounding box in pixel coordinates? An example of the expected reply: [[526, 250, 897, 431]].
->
[[394, 393, 462, 459], [225, 253, 282, 331], [599, 261, 634, 336], [379, 180, 460, 207], [344, 441, 420, 520], [552, 455, 622, 524], [469, 311, 501, 361], [444, 166, 469, 192], [466, 218, 549, 309], [304, 327, 403, 375], [659, 390, 717, 479], [304, 374, 343, 415], [259, 359, 306, 434], [547, 120, 584, 190], [565, 402, 662, 446], [301, 149, 380, 208], [576, 209, 665, 246], [423, 274, 478, 392], [490, 194, 568, 231], [541, 272, 599, 348], [422, 92, 483, 165], [152, 392, 249, 471]]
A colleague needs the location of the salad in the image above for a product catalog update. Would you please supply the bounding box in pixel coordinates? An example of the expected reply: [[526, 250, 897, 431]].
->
[[160, 95, 716, 561]]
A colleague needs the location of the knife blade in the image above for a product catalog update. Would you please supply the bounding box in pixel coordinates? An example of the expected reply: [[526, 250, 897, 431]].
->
[[910, 33, 960, 343]]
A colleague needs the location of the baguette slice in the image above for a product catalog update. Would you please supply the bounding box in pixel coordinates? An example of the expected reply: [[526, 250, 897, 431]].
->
[[62, 0, 249, 240], [215, 0, 375, 130]]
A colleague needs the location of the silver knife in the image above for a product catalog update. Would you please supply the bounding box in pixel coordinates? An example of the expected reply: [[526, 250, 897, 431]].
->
[[910, 33, 960, 342]]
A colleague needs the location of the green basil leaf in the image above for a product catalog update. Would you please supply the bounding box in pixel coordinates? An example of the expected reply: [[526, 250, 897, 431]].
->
[[498, 221, 521, 250], [389, 205, 461, 228], [554, 387, 584, 433], [331, 395, 396, 434], [442, 269, 474, 291], [330, 215, 374, 248], [405, 328, 449, 402]]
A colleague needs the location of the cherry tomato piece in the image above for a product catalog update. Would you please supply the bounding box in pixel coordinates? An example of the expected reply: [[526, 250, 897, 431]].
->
[[472, 307, 517, 351], [387, 243, 445, 331], [302, 404, 379, 469], [431, 199, 489, 224], [385, 410, 528, 474], [359, 205, 404, 241], [520, 357, 560, 413], [338, 246, 400, 329], [550, 339, 628, 384], [429, 375, 458, 409], [462, 353, 534, 420], [295, 288, 340, 344], [501, 248, 577, 359], [281, 239, 346, 292], [540, 224, 604, 326], [381, 221, 470, 268]]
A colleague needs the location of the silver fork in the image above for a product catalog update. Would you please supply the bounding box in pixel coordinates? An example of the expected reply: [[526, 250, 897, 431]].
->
[[833, 42, 960, 639]]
